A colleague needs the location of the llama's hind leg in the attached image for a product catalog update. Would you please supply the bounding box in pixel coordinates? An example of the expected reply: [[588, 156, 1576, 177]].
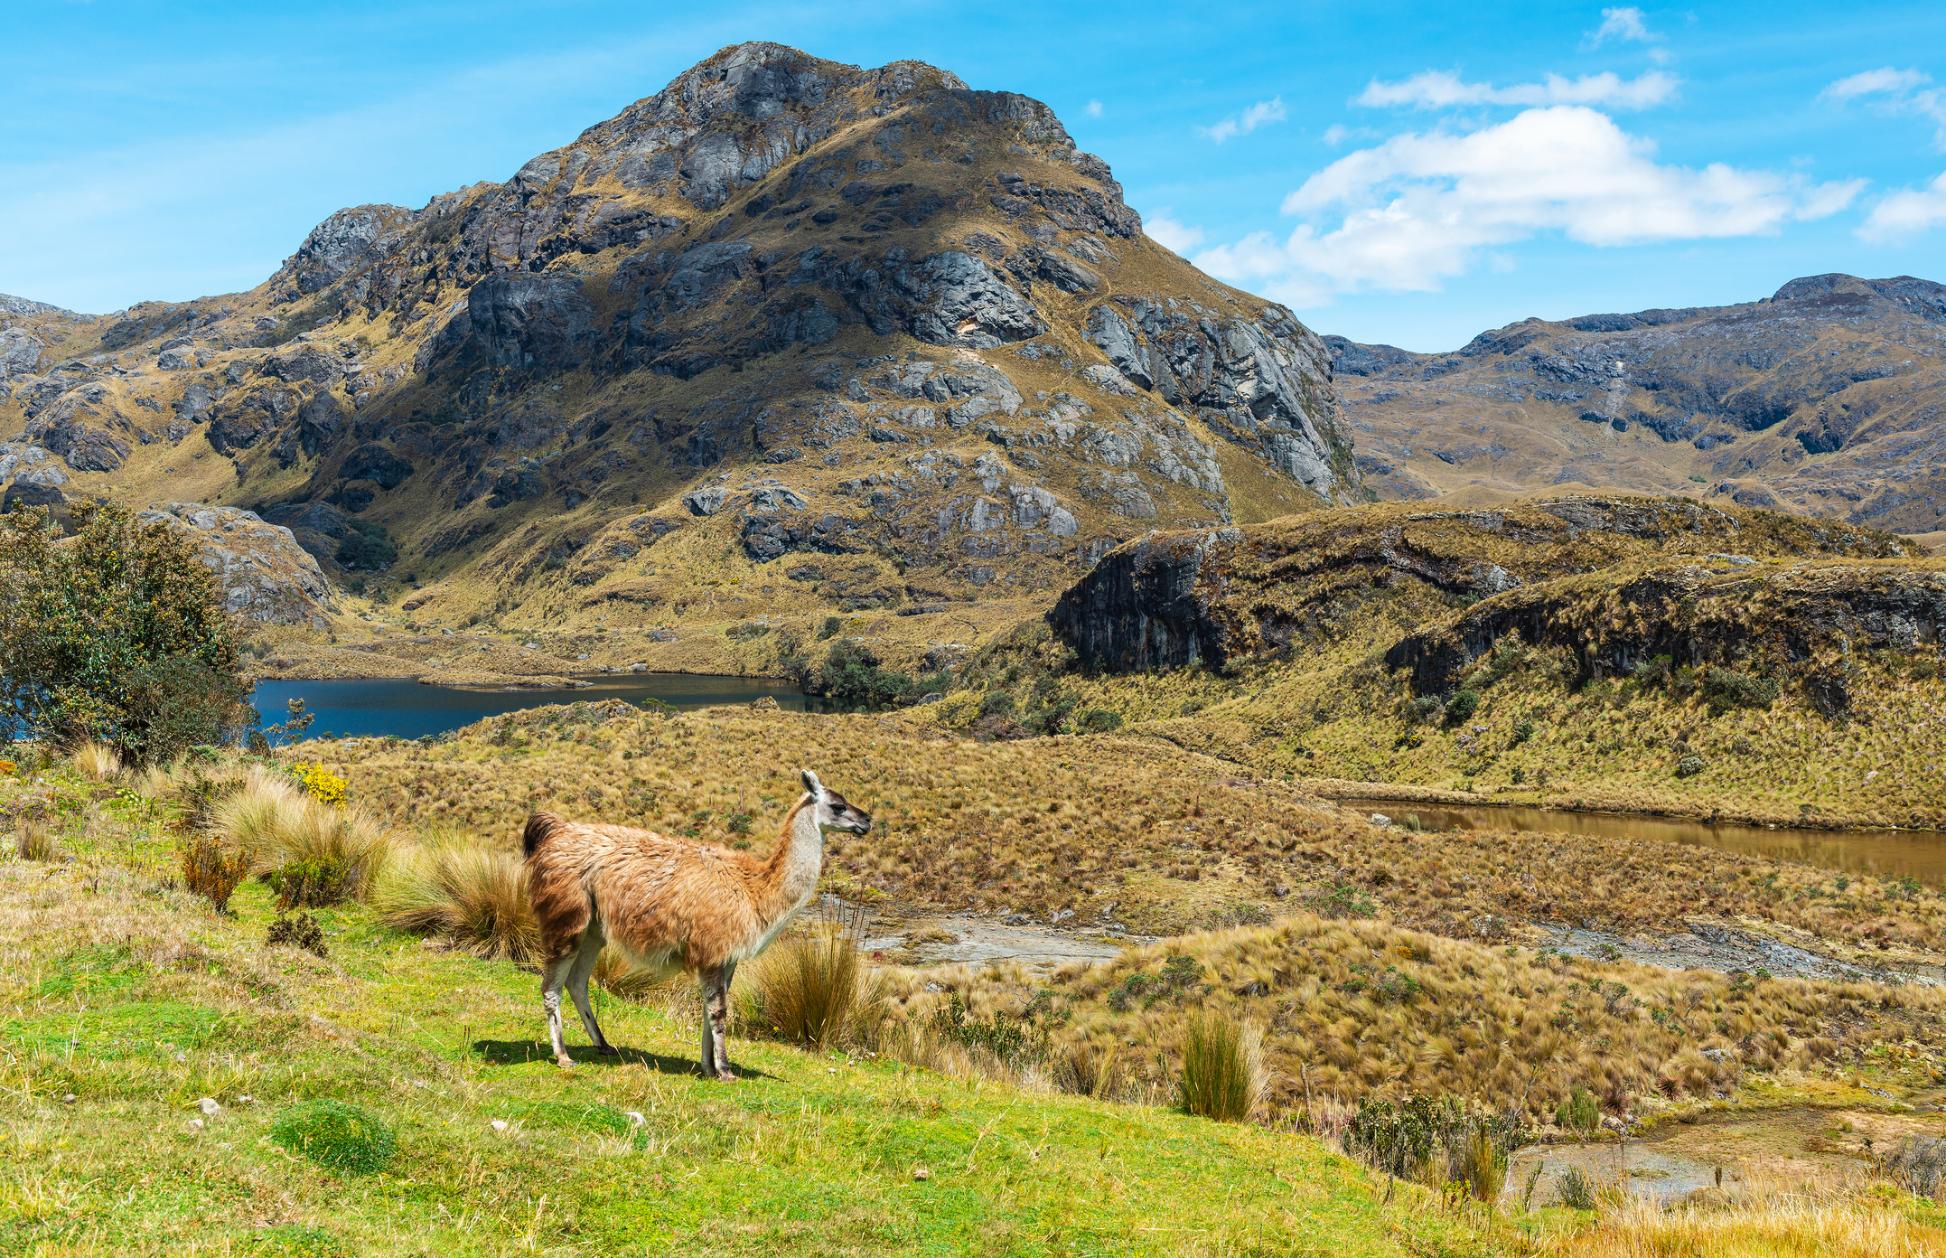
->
[[567, 926, 615, 1056], [704, 985, 727, 1082], [705, 964, 734, 1082], [542, 952, 576, 1068]]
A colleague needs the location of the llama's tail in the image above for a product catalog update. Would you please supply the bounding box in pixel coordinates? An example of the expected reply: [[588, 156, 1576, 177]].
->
[[522, 811, 566, 859]]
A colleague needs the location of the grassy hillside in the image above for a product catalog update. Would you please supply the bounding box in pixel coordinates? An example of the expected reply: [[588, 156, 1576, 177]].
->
[[4, 738, 1943, 1253], [952, 496, 1946, 827]]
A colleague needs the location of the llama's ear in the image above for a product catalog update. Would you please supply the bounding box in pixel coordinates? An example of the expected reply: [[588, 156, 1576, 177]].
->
[[800, 768, 822, 796]]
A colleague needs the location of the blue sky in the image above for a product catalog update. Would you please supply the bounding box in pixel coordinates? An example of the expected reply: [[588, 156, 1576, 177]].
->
[[3, 1, 1944, 349]]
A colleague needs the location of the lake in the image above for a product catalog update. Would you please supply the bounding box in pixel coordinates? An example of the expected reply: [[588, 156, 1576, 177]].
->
[[1338, 796, 1946, 890], [251, 673, 811, 742]]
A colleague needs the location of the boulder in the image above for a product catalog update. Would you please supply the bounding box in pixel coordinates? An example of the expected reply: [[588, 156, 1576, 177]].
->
[[139, 502, 338, 626]]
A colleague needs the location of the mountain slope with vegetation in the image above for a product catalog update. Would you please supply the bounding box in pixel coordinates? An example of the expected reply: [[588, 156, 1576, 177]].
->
[[1335, 274, 1946, 536], [0, 42, 1355, 674], [947, 495, 1946, 826]]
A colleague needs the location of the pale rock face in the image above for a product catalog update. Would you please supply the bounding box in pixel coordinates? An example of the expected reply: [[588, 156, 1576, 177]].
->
[[139, 503, 338, 627]]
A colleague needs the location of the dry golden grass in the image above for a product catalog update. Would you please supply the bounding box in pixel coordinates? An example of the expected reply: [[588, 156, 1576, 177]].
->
[[371, 833, 537, 962], [68, 741, 122, 781], [743, 910, 880, 1052], [1546, 1185, 1946, 1256], [211, 766, 393, 898], [880, 913, 1946, 1124], [300, 705, 1946, 965], [1178, 1009, 1264, 1122]]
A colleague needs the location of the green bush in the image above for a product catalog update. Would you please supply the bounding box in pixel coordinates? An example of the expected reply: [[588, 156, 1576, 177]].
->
[[333, 521, 396, 572], [1555, 1166, 1596, 1210], [1074, 707, 1123, 734], [1701, 666, 1779, 715], [1344, 1094, 1527, 1194], [267, 912, 328, 958], [0, 504, 251, 764], [1555, 1086, 1599, 1133], [265, 856, 362, 909], [1675, 752, 1707, 779], [930, 992, 1050, 1064], [1443, 689, 1480, 725], [270, 1100, 396, 1175]]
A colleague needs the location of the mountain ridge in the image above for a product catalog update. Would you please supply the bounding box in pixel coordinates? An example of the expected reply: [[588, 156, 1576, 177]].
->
[[1330, 272, 1946, 533]]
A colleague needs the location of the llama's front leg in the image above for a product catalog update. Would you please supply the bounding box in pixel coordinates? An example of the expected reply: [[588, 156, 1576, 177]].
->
[[542, 954, 576, 1068], [705, 966, 734, 1082]]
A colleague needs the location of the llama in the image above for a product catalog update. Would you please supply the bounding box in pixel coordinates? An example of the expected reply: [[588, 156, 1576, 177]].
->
[[522, 769, 871, 1078]]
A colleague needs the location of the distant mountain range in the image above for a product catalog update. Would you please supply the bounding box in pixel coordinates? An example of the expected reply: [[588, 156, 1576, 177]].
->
[[0, 41, 1353, 645], [1330, 273, 1946, 535]]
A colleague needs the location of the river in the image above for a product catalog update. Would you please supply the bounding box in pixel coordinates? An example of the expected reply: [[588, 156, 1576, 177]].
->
[[1338, 796, 1946, 890], [250, 673, 811, 742]]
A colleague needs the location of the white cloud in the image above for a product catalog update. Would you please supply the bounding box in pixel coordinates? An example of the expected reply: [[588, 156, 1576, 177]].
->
[[1201, 96, 1287, 143], [1193, 106, 1856, 304], [1585, 7, 1658, 47], [1084, 99, 1104, 118], [1860, 171, 1946, 241], [1820, 67, 1946, 148], [1356, 69, 1678, 111], [1144, 210, 1205, 253]]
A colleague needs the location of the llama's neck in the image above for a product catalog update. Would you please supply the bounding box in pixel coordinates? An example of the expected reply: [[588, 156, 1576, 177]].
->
[[761, 798, 824, 915]]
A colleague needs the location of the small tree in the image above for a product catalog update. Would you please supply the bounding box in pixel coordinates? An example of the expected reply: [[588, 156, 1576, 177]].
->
[[0, 504, 252, 764]]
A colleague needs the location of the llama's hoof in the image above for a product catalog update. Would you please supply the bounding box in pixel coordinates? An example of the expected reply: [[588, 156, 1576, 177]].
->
[[715, 1067, 736, 1083], [556, 1054, 576, 1069], [594, 1043, 620, 1057]]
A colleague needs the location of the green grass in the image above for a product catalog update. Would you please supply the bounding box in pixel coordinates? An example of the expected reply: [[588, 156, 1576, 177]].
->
[[0, 860, 1507, 1256]]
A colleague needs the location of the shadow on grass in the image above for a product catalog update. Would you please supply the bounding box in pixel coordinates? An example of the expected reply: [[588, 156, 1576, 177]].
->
[[470, 1039, 775, 1080]]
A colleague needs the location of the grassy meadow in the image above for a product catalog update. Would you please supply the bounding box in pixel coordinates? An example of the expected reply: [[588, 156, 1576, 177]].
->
[[2, 731, 1944, 1253]]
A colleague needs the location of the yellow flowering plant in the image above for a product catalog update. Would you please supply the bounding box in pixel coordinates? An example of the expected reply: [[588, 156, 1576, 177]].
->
[[290, 762, 349, 808]]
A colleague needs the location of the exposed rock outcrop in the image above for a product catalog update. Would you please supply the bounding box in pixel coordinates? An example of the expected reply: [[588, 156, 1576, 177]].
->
[[140, 503, 338, 626]]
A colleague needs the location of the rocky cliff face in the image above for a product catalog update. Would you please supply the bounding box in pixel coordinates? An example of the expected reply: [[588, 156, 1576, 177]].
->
[[0, 43, 1354, 642], [1049, 495, 1910, 674], [140, 503, 338, 627], [1333, 274, 1946, 535]]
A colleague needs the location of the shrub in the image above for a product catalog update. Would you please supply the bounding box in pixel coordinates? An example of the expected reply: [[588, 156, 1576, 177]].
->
[[267, 912, 328, 958], [1074, 708, 1123, 734], [1511, 719, 1536, 747], [1443, 689, 1481, 726], [1675, 753, 1707, 779], [270, 1100, 395, 1175], [1178, 1010, 1263, 1122], [333, 520, 397, 572], [1701, 666, 1779, 715], [1555, 1085, 1599, 1133], [180, 835, 252, 912], [930, 992, 1049, 1064], [813, 640, 917, 710], [290, 762, 349, 807], [266, 857, 362, 910], [373, 836, 537, 962], [1555, 1166, 1596, 1210], [213, 768, 391, 903], [1407, 695, 1444, 724], [1343, 1095, 1527, 1191], [0, 503, 251, 764], [1886, 1135, 1946, 1198], [746, 908, 875, 1051]]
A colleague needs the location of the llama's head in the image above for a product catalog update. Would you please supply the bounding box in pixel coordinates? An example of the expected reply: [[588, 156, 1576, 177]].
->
[[801, 769, 871, 834]]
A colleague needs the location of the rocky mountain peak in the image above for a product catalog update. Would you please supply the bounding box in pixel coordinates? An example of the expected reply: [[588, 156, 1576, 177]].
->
[[0, 42, 1354, 644]]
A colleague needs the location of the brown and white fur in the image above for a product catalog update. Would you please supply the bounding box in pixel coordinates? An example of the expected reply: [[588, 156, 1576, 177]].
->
[[522, 769, 870, 1078]]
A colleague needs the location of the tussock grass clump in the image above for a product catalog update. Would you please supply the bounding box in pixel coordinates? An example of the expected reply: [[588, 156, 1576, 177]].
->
[[745, 909, 878, 1051], [1178, 1010, 1263, 1122], [70, 741, 122, 781], [16, 819, 60, 862], [1554, 1166, 1597, 1211], [212, 768, 390, 904], [179, 834, 251, 912], [373, 835, 537, 962], [270, 1100, 395, 1175]]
